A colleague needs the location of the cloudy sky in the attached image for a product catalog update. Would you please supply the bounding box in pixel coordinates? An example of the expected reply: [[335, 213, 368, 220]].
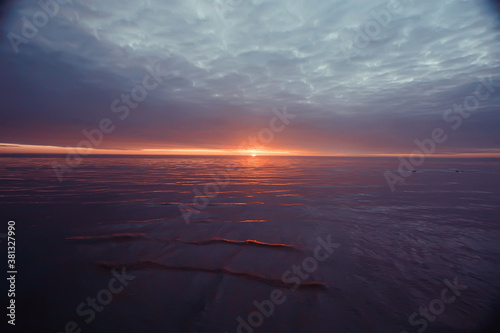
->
[[0, 0, 499, 156]]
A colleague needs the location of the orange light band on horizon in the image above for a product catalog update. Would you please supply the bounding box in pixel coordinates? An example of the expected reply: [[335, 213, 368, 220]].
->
[[1, 143, 500, 158]]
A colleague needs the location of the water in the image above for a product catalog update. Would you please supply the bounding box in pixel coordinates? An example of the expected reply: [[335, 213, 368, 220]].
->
[[1, 156, 499, 332]]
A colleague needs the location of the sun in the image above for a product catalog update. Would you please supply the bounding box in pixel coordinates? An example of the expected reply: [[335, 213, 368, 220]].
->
[[244, 148, 264, 157]]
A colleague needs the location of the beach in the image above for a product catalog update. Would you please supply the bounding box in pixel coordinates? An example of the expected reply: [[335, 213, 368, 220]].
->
[[1, 155, 499, 332]]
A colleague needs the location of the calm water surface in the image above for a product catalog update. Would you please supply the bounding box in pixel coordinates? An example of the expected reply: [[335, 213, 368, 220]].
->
[[1, 156, 499, 333]]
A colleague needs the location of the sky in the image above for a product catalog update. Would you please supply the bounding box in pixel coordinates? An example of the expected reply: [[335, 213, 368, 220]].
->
[[0, 0, 499, 156]]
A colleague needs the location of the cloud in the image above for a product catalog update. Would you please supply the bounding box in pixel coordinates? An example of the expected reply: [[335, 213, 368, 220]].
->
[[0, 0, 499, 154]]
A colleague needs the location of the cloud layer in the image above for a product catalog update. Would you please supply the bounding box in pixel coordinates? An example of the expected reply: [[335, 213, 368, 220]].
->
[[1, 0, 500, 154]]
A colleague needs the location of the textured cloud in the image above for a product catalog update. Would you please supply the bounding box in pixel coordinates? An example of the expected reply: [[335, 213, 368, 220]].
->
[[0, 0, 499, 154]]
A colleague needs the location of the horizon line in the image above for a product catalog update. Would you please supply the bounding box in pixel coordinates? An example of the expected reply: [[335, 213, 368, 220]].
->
[[1, 152, 500, 159], [1, 143, 500, 158]]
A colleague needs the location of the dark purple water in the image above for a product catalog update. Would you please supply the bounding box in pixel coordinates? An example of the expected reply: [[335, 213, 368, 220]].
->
[[1, 156, 499, 333]]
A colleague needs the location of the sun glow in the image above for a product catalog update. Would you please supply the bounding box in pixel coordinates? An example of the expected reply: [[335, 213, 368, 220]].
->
[[245, 148, 266, 157], [4, 142, 499, 158], [0, 143, 301, 156]]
